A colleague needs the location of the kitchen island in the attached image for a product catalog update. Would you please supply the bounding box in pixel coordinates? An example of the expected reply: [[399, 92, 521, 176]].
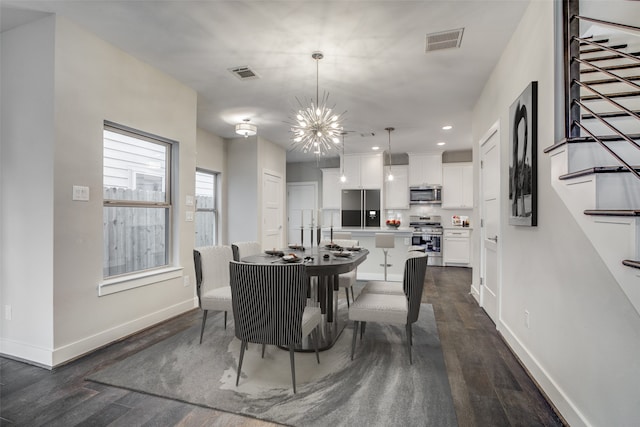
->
[[322, 227, 413, 281]]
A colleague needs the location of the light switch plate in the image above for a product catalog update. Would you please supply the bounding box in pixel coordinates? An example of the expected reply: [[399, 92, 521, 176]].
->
[[186, 195, 194, 206], [73, 185, 90, 201], [186, 211, 194, 222]]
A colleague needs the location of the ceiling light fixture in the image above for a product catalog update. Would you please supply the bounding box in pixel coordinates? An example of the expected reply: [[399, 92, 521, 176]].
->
[[288, 52, 345, 157], [442, 125, 453, 130], [235, 118, 257, 138], [340, 132, 347, 183], [437, 141, 446, 146], [385, 127, 395, 182], [371, 146, 380, 151]]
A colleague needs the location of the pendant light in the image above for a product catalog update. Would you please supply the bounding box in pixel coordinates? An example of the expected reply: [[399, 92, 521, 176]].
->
[[385, 127, 395, 181], [340, 132, 347, 183]]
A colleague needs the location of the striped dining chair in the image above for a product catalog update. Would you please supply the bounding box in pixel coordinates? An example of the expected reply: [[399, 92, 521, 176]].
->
[[229, 261, 321, 393]]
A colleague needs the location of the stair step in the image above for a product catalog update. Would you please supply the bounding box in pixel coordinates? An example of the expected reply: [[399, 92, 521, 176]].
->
[[584, 209, 640, 216], [581, 75, 640, 86], [581, 90, 640, 101], [559, 165, 640, 180], [580, 43, 630, 55], [581, 111, 640, 120], [581, 63, 640, 74], [580, 37, 610, 46], [580, 52, 640, 64], [622, 260, 640, 269]]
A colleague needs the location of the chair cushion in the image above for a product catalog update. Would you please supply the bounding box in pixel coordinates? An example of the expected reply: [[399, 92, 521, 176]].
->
[[362, 280, 404, 295], [301, 306, 322, 337], [338, 269, 357, 288], [201, 286, 233, 311], [349, 292, 407, 325]]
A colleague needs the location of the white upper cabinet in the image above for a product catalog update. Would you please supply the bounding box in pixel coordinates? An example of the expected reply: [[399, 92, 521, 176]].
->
[[321, 168, 341, 209], [342, 154, 383, 189], [441, 162, 473, 209], [408, 153, 442, 186], [384, 165, 409, 209]]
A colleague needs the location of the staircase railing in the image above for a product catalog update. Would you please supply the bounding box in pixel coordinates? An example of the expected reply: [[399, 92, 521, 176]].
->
[[564, 2, 640, 180]]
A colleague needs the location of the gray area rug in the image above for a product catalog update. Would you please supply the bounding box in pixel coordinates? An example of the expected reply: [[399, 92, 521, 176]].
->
[[88, 303, 457, 427]]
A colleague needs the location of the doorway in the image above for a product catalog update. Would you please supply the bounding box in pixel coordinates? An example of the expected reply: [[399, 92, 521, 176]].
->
[[479, 122, 500, 324], [262, 170, 284, 250], [286, 182, 318, 245]]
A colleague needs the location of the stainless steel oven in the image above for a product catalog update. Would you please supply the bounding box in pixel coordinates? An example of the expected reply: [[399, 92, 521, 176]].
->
[[409, 215, 443, 266]]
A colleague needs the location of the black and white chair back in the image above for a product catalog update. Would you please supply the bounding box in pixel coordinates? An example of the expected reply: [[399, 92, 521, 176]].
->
[[229, 261, 321, 393], [231, 241, 262, 262]]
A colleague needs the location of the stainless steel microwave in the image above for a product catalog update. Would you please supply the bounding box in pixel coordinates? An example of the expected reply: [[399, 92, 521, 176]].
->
[[409, 186, 442, 204]]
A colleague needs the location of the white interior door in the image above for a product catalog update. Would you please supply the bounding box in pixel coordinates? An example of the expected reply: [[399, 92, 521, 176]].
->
[[287, 182, 317, 245], [480, 124, 500, 324], [262, 170, 283, 250]]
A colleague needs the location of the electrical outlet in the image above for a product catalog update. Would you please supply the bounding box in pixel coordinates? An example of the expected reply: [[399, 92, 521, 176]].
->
[[5, 305, 12, 321], [524, 310, 530, 329], [183, 276, 190, 287]]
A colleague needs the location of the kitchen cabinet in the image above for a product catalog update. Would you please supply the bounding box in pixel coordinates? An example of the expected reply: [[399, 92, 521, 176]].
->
[[408, 153, 442, 186], [342, 154, 383, 189], [442, 162, 473, 209], [384, 165, 409, 209], [443, 228, 471, 265], [321, 168, 341, 209]]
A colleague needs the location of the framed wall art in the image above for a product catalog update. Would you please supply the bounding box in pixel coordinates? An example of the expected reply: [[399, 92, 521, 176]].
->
[[508, 81, 537, 226]]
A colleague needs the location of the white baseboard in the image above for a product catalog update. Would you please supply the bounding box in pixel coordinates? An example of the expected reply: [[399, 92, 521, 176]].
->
[[470, 284, 480, 303], [357, 272, 403, 282], [51, 298, 197, 367], [1, 298, 198, 369], [499, 319, 590, 427]]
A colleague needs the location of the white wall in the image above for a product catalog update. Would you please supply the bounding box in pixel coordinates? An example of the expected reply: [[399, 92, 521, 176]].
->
[[1, 16, 199, 367], [227, 137, 258, 244], [0, 16, 56, 365], [471, 1, 640, 425], [196, 128, 227, 245]]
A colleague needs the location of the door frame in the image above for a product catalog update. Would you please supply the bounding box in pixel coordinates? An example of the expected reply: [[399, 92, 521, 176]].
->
[[478, 120, 502, 324]]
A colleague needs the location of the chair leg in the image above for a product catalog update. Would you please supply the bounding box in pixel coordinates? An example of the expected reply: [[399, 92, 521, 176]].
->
[[289, 347, 297, 394], [406, 324, 413, 365], [223, 311, 227, 329], [199, 310, 208, 344], [236, 340, 246, 386], [261, 343, 266, 359], [351, 321, 359, 360], [360, 321, 366, 340], [345, 287, 351, 308], [313, 328, 320, 364]]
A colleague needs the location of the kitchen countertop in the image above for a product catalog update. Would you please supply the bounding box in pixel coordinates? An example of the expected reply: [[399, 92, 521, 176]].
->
[[322, 227, 414, 235], [443, 226, 474, 230]]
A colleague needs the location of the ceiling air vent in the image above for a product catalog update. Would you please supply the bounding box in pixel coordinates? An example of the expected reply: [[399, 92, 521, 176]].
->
[[228, 66, 260, 80], [425, 28, 464, 52]]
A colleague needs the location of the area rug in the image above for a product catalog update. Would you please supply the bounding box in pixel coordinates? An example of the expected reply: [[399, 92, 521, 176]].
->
[[87, 303, 457, 426]]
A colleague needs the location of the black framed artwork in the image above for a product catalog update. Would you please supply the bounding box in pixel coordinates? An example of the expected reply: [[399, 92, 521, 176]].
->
[[508, 81, 537, 226]]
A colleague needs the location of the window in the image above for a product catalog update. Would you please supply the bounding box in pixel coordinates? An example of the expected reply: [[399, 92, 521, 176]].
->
[[103, 122, 173, 278], [195, 170, 218, 247]]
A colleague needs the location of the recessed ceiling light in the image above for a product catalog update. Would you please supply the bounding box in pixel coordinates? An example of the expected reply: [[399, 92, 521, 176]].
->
[[437, 142, 446, 146], [372, 146, 380, 151], [442, 125, 452, 130]]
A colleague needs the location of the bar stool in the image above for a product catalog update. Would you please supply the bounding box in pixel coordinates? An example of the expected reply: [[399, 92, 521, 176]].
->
[[375, 233, 395, 281]]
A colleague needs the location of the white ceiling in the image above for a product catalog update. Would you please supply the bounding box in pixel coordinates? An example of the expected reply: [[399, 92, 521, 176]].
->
[[1, 0, 530, 162]]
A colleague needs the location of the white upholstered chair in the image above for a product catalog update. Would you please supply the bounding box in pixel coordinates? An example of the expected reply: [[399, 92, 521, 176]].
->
[[349, 252, 428, 364], [320, 238, 360, 307], [231, 241, 262, 262], [193, 245, 234, 344], [229, 261, 321, 393]]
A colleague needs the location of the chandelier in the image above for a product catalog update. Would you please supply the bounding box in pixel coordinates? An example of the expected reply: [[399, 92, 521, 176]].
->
[[289, 52, 345, 156]]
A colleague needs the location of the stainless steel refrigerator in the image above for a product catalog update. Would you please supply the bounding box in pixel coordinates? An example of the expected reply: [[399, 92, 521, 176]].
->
[[341, 189, 381, 228]]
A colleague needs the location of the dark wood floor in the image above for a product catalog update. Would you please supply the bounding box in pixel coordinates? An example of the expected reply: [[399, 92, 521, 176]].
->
[[0, 267, 564, 426]]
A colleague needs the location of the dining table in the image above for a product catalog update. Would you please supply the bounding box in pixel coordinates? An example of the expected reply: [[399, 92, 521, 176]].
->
[[241, 244, 369, 351]]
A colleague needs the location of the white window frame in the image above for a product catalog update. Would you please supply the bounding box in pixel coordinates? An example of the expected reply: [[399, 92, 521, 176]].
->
[[195, 169, 219, 247], [100, 121, 180, 295]]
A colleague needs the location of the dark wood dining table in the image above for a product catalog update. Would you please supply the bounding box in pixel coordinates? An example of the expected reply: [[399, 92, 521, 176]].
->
[[241, 245, 369, 351]]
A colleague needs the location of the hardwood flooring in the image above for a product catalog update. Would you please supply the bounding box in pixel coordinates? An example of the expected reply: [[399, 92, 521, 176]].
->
[[0, 267, 564, 426]]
